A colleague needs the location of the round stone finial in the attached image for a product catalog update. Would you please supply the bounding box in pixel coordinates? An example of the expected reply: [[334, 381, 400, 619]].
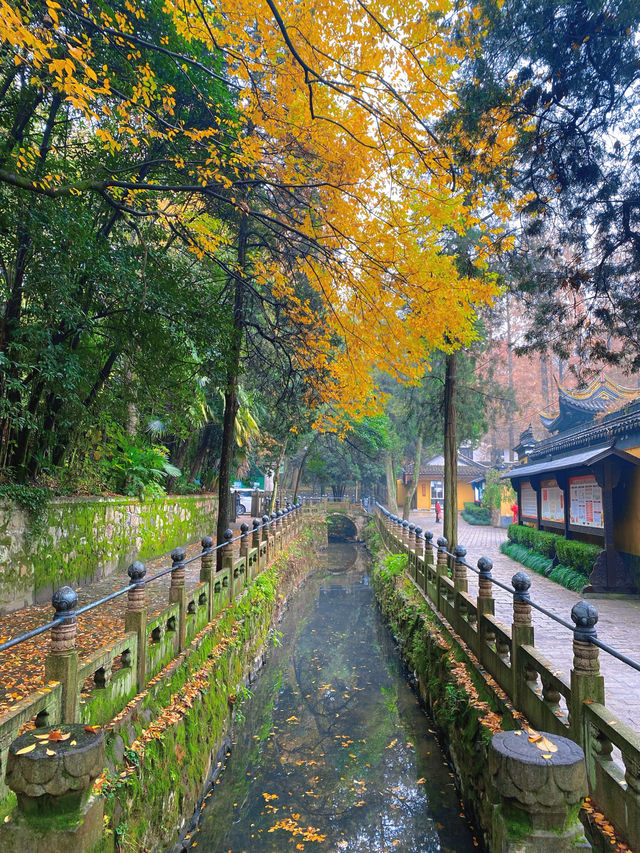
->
[[424, 530, 433, 542], [276, 509, 283, 518], [240, 522, 249, 533], [127, 561, 146, 583], [253, 518, 261, 529], [262, 514, 270, 524], [478, 556, 493, 574], [571, 601, 598, 639], [415, 526, 423, 537], [171, 546, 186, 563], [437, 536, 448, 549], [270, 512, 277, 520], [201, 535, 213, 549], [454, 545, 467, 559], [52, 586, 78, 614], [512, 571, 531, 599], [223, 528, 234, 541], [408, 523, 416, 532], [402, 520, 409, 529]]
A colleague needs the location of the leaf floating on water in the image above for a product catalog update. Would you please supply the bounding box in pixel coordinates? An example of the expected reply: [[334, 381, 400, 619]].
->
[[16, 743, 36, 754]]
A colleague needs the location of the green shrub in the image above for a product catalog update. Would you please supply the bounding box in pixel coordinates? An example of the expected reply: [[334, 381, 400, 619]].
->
[[508, 523, 535, 548], [547, 564, 589, 592], [531, 529, 562, 559], [501, 541, 553, 576], [380, 552, 408, 581], [555, 539, 601, 576], [462, 504, 491, 525]]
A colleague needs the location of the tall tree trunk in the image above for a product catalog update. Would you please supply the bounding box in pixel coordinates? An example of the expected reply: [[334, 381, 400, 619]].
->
[[443, 352, 458, 556], [269, 441, 288, 512], [402, 433, 423, 520], [292, 440, 314, 502], [216, 215, 248, 566], [384, 451, 398, 513], [505, 295, 515, 461]]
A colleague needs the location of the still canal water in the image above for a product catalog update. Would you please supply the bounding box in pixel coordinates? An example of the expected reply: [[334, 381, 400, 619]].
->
[[191, 543, 477, 852]]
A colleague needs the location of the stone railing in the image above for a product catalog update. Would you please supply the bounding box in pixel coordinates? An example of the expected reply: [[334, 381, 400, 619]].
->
[[0, 502, 321, 802], [376, 506, 640, 852]]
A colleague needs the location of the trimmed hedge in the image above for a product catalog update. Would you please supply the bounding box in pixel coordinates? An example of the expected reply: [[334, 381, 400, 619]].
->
[[501, 542, 588, 592], [462, 502, 491, 525], [555, 538, 601, 576], [507, 524, 601, 577]]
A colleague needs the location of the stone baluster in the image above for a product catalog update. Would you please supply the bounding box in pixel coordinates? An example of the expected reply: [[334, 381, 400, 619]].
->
[[276, 509, 284, 548], [408, 522, 416, 553], [424, 531, 434, 569], [200, 537, 214, 620], [511, 571, 536, 706], [170, 546, 187, 651], [477, 557, 495, 650], [570, 601, 605, 747], [453, 544, 468, 593], [45, 586, 79, 723], [414, 526, 423, 560], [436, 536, 448, 609], [125, 560, 147, 690], [269, 512, 277, 557], [239, 521, 249, 582], [252, 518, 261, 574], [401, 520, 410, 550]]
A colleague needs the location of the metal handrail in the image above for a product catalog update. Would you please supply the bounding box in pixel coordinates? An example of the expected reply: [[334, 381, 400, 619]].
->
[[0, 505, 304, 655], [374, 502, 640, 674]]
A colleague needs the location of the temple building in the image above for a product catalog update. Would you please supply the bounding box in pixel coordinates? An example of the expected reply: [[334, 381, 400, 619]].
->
[[505, 374, 640, 593], [397, 452, 489, 512]]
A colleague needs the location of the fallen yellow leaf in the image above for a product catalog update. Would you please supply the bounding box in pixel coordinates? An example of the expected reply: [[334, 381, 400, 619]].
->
[[16, 743, 36, 755]]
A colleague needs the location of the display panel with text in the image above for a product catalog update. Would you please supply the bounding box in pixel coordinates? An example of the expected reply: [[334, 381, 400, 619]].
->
[[520, 481, 537, 518], [569, 475, 603, 528], [541, 479, 564, 522]]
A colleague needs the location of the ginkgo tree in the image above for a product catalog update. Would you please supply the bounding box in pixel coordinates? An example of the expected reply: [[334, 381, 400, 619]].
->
[[0, 0, 507, 519]]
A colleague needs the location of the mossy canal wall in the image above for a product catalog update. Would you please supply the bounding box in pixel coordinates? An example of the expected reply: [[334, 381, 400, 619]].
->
[[90, 521, 327, 853], [0, 494, 218, 614], [366, 526, 523, 851]]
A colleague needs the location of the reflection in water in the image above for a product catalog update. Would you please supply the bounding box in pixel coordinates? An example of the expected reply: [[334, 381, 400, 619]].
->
[[192, 544, 477, 852]]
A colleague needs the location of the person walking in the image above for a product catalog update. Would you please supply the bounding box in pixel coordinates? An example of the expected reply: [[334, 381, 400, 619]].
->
[[434, 500, 441, 523]]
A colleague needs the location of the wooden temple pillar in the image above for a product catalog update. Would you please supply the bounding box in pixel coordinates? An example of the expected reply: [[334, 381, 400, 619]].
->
[[589, 460, 633, 593]]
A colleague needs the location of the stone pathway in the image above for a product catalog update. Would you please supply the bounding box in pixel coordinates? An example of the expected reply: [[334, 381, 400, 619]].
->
[[410, 512, 640, 732], [0, 521, 247, 716]]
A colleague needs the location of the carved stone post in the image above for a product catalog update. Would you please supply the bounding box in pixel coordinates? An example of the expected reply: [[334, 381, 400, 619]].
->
[[570, 601, 604, 747], [477, 557, 495, 653], [252, 518, 261, 576], [424, 530, 434, 569], [401, 520, 410, 549], [200, 536, 214, 620], [436, 536, 448, 610], [170, 546, 187, 652], [511, 571, 535, 707], [453, 544, 468, 593], [261, 514, 270, 566], [45, 586, 79, 724], [221, 528, 234, 601], [408, 522, 416, 552], [275, 510, 283, 550], [125, 561, 147, 691]]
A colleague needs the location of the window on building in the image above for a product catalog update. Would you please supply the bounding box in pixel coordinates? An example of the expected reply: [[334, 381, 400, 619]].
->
[[431, 481, 444, 502]]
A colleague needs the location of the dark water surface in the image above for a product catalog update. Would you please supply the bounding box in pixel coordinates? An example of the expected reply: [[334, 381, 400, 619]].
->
[[192, 543, 478, 852]]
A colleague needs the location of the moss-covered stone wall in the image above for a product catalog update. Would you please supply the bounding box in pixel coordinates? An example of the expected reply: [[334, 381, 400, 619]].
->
[[90, 521, 327, 853], [366, 524, 520, 850], [0, 494, 218, 614]]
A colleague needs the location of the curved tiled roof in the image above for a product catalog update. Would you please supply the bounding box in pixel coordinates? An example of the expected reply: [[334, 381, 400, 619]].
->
[[540, 374, 640, 433]]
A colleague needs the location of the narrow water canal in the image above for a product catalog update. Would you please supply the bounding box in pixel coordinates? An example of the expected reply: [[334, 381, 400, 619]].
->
[[191, 543, 478, 852]]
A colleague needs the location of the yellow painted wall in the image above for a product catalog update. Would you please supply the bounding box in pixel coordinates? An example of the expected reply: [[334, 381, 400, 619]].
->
[[396, 477, 472, 511], [615, 466, 640, 555]]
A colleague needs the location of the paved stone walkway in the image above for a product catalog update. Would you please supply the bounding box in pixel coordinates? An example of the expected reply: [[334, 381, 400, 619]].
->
[[410, 512, 640, 732]]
